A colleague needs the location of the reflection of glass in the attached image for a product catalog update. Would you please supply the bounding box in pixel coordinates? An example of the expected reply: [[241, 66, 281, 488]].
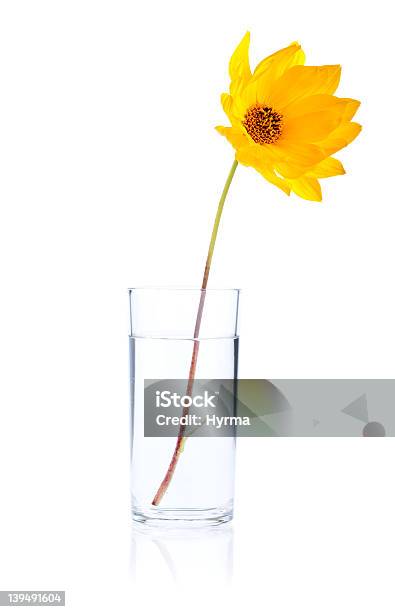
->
[[131, 523, 234, 586], [129, 288, 240, 526]]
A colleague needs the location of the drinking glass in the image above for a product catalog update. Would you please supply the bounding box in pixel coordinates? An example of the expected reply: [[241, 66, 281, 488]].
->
[[129, 287, 240, 526]]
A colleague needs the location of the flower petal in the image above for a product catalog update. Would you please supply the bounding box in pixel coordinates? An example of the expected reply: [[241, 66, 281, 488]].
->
[[341, 99, 361, 121], [256, 165, 291, 195], [307, 157, 345, 178], [319, 122, 362, 155], [253, 42, 305, 81], [283, 113, 340, 142], [235, 145, 291, 195], [270, 141, 327, 178], [229, 32, 252, 96], [285, 94, 359, 120], [216, 125, 249, 149], [253, 42, 306, 104], [268, 65, 342, 109], [220, 93, 240, 124], [283, 98, 359, 142], [239, 79, 260, 111], [289, 176, 322, 201]]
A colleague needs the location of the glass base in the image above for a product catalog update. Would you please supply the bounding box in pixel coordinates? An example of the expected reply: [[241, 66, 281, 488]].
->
[[132, 502, 233, 528]]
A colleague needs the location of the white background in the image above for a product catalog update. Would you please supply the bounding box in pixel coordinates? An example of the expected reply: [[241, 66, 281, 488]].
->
[[1, 0, 394, 610]]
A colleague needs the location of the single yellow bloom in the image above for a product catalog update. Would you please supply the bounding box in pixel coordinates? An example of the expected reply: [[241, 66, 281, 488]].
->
[[216, 33, 362, 201]]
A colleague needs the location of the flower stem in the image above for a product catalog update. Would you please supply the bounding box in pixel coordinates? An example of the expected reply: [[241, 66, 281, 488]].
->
[[151, 159, 238, 506]]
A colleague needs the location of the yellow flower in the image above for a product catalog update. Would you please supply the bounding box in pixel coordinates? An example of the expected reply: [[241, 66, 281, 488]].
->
[[216, 33, 361, 201]]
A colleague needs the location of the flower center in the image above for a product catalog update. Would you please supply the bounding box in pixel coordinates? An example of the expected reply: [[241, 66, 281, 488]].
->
[[243, 105, 283, 145]]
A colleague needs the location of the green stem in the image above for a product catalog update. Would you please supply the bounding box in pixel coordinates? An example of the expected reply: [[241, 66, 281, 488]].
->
[[202, 158, 239, 288], [151, 159, 238, 506]]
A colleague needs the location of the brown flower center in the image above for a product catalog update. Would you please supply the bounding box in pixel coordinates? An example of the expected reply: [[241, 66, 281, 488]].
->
[[243, 105, 283, 145]]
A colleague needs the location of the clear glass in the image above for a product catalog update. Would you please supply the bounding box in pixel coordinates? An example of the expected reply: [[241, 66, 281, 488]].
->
[[129, 288, 240, 527]]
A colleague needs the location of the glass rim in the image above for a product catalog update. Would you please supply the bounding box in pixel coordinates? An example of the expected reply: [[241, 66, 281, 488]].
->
[[128, 286, 241, 293]]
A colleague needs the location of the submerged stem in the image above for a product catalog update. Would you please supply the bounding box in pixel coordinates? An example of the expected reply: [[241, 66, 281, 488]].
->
[[151, 159, 238, 506]]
